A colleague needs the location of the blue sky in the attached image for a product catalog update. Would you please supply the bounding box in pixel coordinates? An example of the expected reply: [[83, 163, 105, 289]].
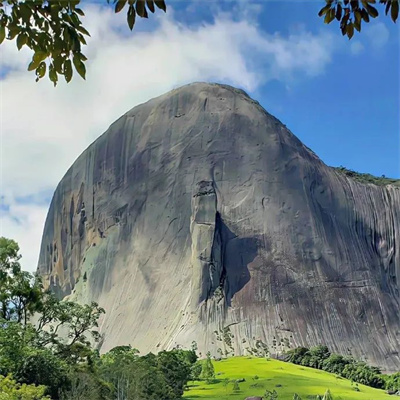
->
[[172, 0, 400, 178], [67, 0, 400, 177], [0, 0, 399, 270]]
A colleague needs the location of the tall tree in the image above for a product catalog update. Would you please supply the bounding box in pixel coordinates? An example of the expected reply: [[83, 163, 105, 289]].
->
[[200, 352, 215, 383], [0, 237, 106, 399], [0, 237, 43, 323]]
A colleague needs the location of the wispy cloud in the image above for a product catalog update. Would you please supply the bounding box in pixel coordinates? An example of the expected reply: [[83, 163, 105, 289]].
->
[[350, 41, 365, 56], [365, 22, 390, 49]]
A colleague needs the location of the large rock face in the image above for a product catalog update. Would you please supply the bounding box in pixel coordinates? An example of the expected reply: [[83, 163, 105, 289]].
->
[[37, 83, 400, 371]]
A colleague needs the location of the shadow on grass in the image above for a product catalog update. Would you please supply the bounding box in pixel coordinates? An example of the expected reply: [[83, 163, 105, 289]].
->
[[207, 379, 222, 385], [189, 379, 222, 385]]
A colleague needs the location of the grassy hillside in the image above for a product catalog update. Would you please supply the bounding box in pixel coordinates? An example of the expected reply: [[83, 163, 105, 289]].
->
[[183, 357, 393, 400]]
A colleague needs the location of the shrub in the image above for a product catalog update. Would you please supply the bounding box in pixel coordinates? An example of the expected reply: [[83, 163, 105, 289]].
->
[[0, 375, 50, 400], [232, 381, 240, 392], [385, 372, 400, 391], [200, 352, 215, 383]]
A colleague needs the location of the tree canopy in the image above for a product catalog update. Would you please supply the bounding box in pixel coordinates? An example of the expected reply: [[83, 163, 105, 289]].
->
[[0, 0, 398, 85], [0, 236, 198, 400]]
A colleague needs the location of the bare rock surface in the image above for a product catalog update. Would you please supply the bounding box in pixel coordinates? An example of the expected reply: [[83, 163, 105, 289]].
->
[[37, 82, 400, 371]]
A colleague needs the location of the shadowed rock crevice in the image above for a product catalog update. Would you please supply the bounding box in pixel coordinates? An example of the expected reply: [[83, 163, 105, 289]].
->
[[190, 181, 256, 313]]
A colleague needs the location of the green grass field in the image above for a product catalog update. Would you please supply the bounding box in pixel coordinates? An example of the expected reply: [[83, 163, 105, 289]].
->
[[183, 357, 393, 400]]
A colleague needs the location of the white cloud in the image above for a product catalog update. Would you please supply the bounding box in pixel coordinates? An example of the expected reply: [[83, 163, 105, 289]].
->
[[0, 4, 338, 271], [350, 41, 365, 56], [0, 200, 48, 272], [366, 22, 390, 49]]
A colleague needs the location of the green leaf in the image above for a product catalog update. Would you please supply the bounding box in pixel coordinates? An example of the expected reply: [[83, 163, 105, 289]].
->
[[365, 4, 378, 17], [354, 9, 362, 23], [75, 8, 85, 16], [19, 3, 32, 24], [335, 4, 342, 20], [52, 37, 64, 57], [64, 59, 73, 82], [28, 53, 46, 71], [77, 33, 87, 45], [154, 0, 166, 12], [16, 32, 27, 50], [361, 8, 370, 22], [318, 4, 331, 17], [391, 0, 399, 22], [63, 26, 71, 44], [354, 18, 361, 32], [350, 0, 358, 11], [33, 51, 47, 63], [385, 0, 391, 15], [53, 56, 63, 74], [324, 8, 336, 23], [115, 0, 128, 13], [347, 23, 354, 39], [48, 65, 58, 86], [8, 26, 20, 40], [0, 25, 5, 45], [28, 60, 39, 71], [69, 29, 82, 52], [127, 5, 136, 30], [146, 0, 155, 13], [76, 25, 91, 36], [70, 13, 81, 28], [136, 0, 148, 18], [78, 53, 88, 61], [37, 61, 46, 78], [73, 54, 86, 80]]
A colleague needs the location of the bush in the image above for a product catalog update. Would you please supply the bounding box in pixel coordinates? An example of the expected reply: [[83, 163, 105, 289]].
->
[[384, 372, 400, 391], [0, 375, 50, 400], [232, 381, 240, 392], [200, 353, 215, 383], [286, 346, 385, 390], [190, 362, 202, 380], [334, 166, 400, 186], [286, 347, 309, 364], [322, 354, 350, 375], [15, 349, 70, 398], [341, 361, 384, 388]]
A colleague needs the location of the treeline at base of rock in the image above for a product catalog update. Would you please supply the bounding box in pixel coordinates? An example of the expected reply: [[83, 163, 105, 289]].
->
[[284, 345, 400, 390]]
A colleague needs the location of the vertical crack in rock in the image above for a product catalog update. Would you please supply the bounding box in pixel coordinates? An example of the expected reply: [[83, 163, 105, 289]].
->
[[190, 180, 225, 311]]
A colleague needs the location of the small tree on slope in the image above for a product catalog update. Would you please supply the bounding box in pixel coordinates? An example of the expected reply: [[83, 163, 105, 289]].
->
[[322, 389, 333, 400], [200, 352, 215, 383]]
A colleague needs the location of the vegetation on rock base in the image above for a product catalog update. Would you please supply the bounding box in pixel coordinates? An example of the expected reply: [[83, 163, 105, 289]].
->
[[334, 166, 400, 186], [285, 345, 400, 392]]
